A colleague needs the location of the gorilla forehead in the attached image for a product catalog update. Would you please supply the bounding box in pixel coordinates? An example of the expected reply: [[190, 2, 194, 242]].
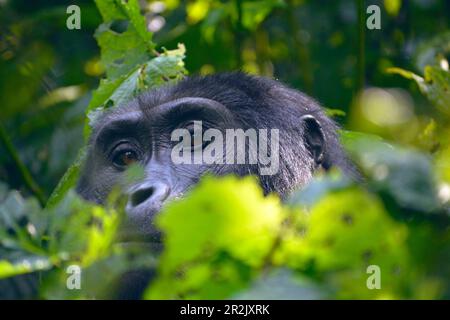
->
[[92, 72, 323, 138]]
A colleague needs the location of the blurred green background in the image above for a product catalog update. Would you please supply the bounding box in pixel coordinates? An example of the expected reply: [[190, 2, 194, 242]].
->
[[1, 0, 448, 199], [0, 0, 449, 300]]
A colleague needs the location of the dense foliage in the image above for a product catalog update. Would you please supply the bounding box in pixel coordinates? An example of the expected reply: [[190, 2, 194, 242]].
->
[[0, 0, 449, 299]]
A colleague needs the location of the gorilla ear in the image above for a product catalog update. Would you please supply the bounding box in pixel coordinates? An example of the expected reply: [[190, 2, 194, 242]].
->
[[301, 115, 325, 165]]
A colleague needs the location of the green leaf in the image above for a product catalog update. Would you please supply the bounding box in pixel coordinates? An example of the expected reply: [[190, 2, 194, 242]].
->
[[422, 66, 450, 115], [387, 66, 450, 116], [158, 176, 283, 270], [143, 44, 187, 86], [145, 175, 285, 299], [241, 0, 285, 31], [233, 269, 326, 300], [45, 148, 86, 209], [94, 0, 127, 22], [94, 22, 153, 80], [288, 170, 352, 206], [414, 32, 450, 70], [342, 131, 439, 212], [0, 257, 51, 279], [275, 187, 411, 298], [384, 0, 402, 16]]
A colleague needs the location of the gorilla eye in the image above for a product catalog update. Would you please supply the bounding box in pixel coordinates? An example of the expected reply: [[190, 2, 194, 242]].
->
[[111, 145, 140, 169], [113, 150, 138, 167]]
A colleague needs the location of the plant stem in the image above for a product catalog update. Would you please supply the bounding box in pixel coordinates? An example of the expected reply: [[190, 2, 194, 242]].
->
[[235, 0, 244, 69], [0, 122, 46, 206], [286, 0, 313, 94], [356, 0, 366, 93]]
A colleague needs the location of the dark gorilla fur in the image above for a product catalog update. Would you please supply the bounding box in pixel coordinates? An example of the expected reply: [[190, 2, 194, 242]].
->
[[78, 72, 354, 204], [75, 72, 356, 298]]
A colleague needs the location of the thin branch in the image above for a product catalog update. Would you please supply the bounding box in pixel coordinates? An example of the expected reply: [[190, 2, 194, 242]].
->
[[235, 0, 244, 69], [356, 0, 366, 93], [286, 0, 313, 94], [0, 121, 46, 206]]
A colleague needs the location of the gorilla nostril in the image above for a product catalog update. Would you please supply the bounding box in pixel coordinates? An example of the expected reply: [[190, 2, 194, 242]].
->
[[129, 183, 171, 208], [130, 187, 154, 207]]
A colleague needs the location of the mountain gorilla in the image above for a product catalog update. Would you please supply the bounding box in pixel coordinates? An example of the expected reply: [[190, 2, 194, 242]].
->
[[75, 72, 355, 298], [0, 73, 357, 300], [77, 72, 355, 237]]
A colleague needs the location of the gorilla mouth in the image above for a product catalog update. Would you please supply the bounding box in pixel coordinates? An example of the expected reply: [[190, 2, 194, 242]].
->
[[117, 224, 163, 244], [118, 207, 164, 244]]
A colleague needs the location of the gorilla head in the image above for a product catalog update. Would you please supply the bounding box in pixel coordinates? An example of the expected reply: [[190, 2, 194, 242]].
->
[[77, 72, 354, 236]]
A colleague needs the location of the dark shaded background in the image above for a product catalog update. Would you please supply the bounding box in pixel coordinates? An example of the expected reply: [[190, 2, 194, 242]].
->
[[0, 0, 448, 199]]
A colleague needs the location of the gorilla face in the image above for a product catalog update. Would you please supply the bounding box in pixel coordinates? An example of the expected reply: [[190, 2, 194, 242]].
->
[[79, 97, 240, 235], [77, 72, 354, 238]]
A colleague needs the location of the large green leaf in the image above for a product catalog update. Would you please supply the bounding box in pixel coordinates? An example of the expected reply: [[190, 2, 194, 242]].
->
[[145, 176, 285, 299]]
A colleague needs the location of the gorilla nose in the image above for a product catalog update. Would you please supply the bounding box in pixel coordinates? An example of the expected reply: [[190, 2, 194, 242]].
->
[[129, 182, 170, 208]]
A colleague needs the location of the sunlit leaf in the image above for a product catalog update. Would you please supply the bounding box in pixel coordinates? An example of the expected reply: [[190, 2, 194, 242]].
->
[[0, 257, 51, 279], [387, 66, 450, 116], [145, 176, 285, 299], [384, 0, 402, 16]]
